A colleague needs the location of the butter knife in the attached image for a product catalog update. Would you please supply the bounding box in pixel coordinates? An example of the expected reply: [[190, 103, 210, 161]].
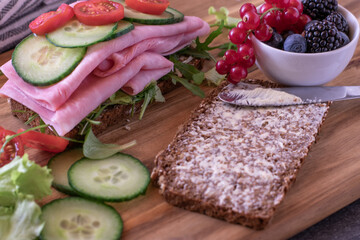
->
[[218, 83, 360, 107]]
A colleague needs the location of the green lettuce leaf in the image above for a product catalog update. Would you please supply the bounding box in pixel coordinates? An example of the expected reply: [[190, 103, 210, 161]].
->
[[0, 154, 52, 207], [0, 195, 43, 240]]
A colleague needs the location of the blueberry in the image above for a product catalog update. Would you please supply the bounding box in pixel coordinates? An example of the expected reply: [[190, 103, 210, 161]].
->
[[265, 31, 284, 49], [339, 31, 350, 46], [282, 30, 295, 41], [283, 34, 307, 53]]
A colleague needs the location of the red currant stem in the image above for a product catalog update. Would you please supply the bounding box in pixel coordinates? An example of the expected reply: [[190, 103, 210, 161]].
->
[[260, 7, 283, 21]]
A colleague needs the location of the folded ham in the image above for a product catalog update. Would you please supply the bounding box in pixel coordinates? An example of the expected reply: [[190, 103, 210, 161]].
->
[[0, 16, 209, 136]]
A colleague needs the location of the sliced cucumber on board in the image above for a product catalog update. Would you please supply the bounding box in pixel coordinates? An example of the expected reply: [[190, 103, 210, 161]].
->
[[68, 153, 150, 202], [46, 19, 118, 48], [47, 148, 84, 195], [109, 20, 135, 39], [40, 197, 123, 240], [12, 34, 86, 86], [114, 0, 184, 25]]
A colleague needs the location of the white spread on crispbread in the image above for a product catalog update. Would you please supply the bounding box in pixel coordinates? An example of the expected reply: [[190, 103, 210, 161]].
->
[[152, 80, 330, 229]]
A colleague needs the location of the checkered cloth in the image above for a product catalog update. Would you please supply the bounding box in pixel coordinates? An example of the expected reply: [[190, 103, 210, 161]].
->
[[0, 0, 76, 53]]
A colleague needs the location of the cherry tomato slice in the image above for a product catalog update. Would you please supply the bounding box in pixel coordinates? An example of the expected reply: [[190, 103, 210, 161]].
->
[[125, 0, 170, 15], [0, 128, 24, 167], [29, 4, 74, 35], [74, 0, 124, 26], [17, 129, 69, 153]]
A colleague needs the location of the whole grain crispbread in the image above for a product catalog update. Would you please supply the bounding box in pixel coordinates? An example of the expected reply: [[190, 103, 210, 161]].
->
[[151, 79, 330, 229]]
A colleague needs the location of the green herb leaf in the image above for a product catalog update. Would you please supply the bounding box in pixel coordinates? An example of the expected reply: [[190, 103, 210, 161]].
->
[[83, 128, 136, 159], [154, 84, 165, 103], [170, 56, 205, 85], [177, 47, 212, 59], [208, 6, 241, 28], [109, 91, 133, 105], [169, 74, 205, 98], [139, 89, 153, 120], [195, 20, 225, 52], [0, 70, 3, 76]]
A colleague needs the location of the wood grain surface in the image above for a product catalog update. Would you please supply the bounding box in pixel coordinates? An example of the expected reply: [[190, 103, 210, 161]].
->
[[1, 0, 360, 239]]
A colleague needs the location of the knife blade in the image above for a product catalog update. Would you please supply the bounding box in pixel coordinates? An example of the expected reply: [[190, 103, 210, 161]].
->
[[218, 82, 360, 107]]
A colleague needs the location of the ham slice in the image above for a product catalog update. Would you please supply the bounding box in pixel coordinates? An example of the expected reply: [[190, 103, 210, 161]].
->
[[1, 16, 209, 111], [0, 16, 210, 136], [1, 52, 173, 135]]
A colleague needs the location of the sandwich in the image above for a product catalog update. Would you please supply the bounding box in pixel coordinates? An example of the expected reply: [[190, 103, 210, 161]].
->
[[0, 0, 210, 138]]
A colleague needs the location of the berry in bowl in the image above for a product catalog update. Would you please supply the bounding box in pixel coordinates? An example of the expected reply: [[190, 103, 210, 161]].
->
[[216, 0, 360, 86]]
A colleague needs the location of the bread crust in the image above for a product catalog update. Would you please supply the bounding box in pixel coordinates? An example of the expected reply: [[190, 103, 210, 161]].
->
[[151, 79, 330, 230]]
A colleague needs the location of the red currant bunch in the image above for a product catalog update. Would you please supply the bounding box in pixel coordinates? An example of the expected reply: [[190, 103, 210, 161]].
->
[[216, 0, 312, 84]]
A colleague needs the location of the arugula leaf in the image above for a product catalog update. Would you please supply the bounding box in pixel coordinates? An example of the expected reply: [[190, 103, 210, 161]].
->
[[176, 47, 212, 59], [139, 87, 154, 120], [195, 20, 225, 52], [170, 56, 205, 85], [169, 74, 205, 98], [83, 128, 136, 159]]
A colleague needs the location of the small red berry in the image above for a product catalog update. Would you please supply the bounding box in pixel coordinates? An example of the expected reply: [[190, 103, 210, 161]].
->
[[228, 27, 247, 44], [276, 0, 290, 8], [254, 23, 273, 42], [242, 11, 261, 30], [240, 55, 256, 68], [237, 21, 248, 32], [240, 3, 257, 18], [216, 60, 230, 75], [229, 65, 248, 83], [283, 7, 300, 25], [294, 14, 312, 32], [258, 3, 273, 14], [289, 0, 303, 14], [237, 43, 255, 61], [224, 49, 240, 65], [265, 0, 278, 4]]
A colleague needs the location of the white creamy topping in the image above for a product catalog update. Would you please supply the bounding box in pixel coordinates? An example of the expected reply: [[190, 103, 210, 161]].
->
[[226, 82, 302, 106]]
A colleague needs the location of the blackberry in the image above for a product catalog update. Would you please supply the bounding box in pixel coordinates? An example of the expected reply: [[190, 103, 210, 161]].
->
[[326, 12, 349, 34], [302, 0, 338, 20], [304, 20, 342, 52]]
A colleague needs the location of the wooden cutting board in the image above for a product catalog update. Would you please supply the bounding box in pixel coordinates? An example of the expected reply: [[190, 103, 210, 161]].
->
[[1, 0, 360, 239]]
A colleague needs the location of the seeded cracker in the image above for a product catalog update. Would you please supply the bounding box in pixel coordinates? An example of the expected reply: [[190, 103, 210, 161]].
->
[[151, 79, 330, 229]]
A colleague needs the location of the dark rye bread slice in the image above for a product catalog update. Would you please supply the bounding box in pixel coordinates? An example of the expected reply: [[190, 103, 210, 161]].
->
[[151, 79, 330, 230], [9, 57, 204, 139]]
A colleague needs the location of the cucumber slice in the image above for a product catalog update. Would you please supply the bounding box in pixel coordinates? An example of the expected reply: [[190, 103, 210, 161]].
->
[[40, 197, 123, 240], [46, 19, 117, 48], [68, 153, 150, 202], [166, 7, 184, 23], [47, 148, 84, 195], [114, 0, 181, 25], [12, 34, 86, 86], [109, 20, 135, 39]]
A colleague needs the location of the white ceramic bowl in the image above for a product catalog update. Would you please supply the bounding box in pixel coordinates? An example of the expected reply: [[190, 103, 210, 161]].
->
[[251, 5, 360, 86]]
